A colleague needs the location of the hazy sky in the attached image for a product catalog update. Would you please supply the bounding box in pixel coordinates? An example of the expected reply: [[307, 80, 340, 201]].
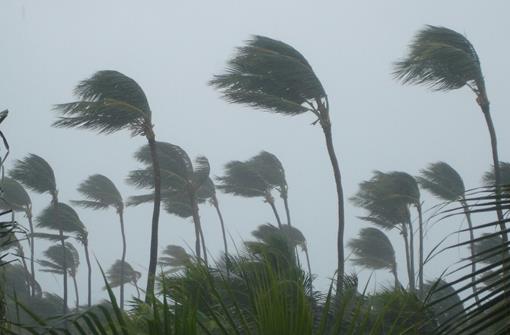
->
[[2, 1, 509, 304]]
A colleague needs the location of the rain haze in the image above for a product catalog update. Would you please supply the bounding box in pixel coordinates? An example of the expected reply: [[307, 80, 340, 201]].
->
[[1, 0, 509, 312]]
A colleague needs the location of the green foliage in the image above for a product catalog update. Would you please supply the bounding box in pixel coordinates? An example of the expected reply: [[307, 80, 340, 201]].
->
[[39, 242, 80, 277], [482, 161, 510, 186], [417, 162, 466, 202], [36, 202, 85, 233], [348, 227, 397, 273], [72, 174, 124, 211], [216, 160, 269, 198], [9, 154, 56, 195], [106, 260, 141, 289], [0, 177, 31, 213]]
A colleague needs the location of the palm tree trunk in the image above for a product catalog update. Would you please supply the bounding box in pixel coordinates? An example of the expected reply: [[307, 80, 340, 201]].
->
[[401, 224, 414, 292], [15, 240, 33, 295], [460, 198, 481, 308], [118, 209, 127, 311], [190, 195, 207, 264], [199, 223, 208, 266], [304, 247, 313, 291], [26, 208, 36, 297], [145, 133, 162, 301], [212, 194, 229, 259], [282, 195, 292, 226], [320, 117, 345, 293], [72, 275, 79, 309], [134, 280, 141, 299], [53, 194, 68, 314], [407, 217, 416, 292], [83, 240, 92, 308], [416, 204, 424, 294], [392, 265, 400, 290], [266, 195, 282, 228]]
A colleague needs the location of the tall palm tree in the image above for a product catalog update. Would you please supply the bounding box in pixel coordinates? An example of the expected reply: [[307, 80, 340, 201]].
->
[[0, 177, 37, 295], [394, 25, 507, 247], [210, 36, 347, 284], [202, 178, 229, 261], [36, 202, 85, 310], [9, 154, 70, 313], [348, 227, 399, 289], [39, 242, 80, 309], [248, 151, 292, 226], [217, 160, 283, 228], [106, 260, 142, 300], [128, 142, 211, 262], [53, 70, 162, 299], [72, 174, 127, 309], [417, 161, 480, 305]]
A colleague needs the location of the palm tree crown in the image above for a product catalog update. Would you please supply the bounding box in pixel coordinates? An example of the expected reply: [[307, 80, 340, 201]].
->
[[9, 154, 57, 196], [72, 174, 123, 211], [0, 177, 31, 212], [417, 162, 465, 202]]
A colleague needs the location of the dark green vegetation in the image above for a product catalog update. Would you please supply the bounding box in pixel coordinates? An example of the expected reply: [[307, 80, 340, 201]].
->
[[0, 26, 509, 334]]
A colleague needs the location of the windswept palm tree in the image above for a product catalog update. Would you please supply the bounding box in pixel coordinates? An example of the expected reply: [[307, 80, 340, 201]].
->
[[348, 227, 400, 289], [217, 160, 283, 228], [248, 151, 292, 226], [39, 242, 80, 309], [201, 178, 229, 262], [128, 142, 211, 262], [159, 244, 192, 273], [394, 25, 508, 247], [483, 161, 510, 193], [106, 260, 142, 300], [53, 70, 162, 299], [0, 177, 37, 295], [72, 174, 127, 309], [417, 161, 480, 305], [210, 36, 347, 284], [9, 154, 70, 312]]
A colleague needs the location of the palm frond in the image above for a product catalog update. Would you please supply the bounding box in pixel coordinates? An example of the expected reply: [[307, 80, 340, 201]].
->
[[417, 162, 465, 201], [210, 35, 325, 116], [0, 177, 31, 212], [106, 260, 140, 288], [348, 227, 396, 271], [40, 242, 80, 275], [159, 245, 191, 269], [247, 151, 287, 192], [394, 25, 484, 92], [191, 156, 210, 191], [216, 160, 268, 198], [482, 161, 510, 187], [73, 174, 123, 211], [36, 202, 85, 233], [53, 70, 151, 136], [9, 154, 56, 194]]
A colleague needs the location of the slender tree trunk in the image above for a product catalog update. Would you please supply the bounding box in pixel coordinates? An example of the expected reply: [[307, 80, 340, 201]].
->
[[190, 195, 202, 260], [15, 240, 32, 295], [118, 209, 127, 311], [416, 204, 424, 294], [392, 265, 400, 290], [145, 132, 161, 301], [53, 195, 68, 314], [133, 280, 141, 299], [320, 117, 345, 293], [304, 247, 313, 292], [199, 223, 208, 266], [282, 195, 292, 227], [83, 240, 92, 308], [401, 224, 414, 292], [212, 194, 228, 259], [26, 208, 36, 297], [72, 275, 79, 309], [407, 217, 416, 292], [266, 195, 282, 228], [460, 198, 481, 308]]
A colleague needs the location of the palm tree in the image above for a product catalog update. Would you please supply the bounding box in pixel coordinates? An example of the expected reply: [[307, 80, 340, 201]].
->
[[106, 260, 142, 300], [0, 177, 37, 295], [159, 244, 192, 273], [202, 178, 229, 262], [394, 25, 508, 248], [210, 36, 347, 284], [348, 227, 399, 289], [217, 160, 283, 228], [248, 151, 292, 226], [128, 142, 211, 262], [483, 161, 510, 192], [417, 161, 480, 305], [39, 242, 80, 309], [72, 174, 127, 309], [53, 70, 162, 299], [36, 202, 85, 310], [9, 154, 70, 313]]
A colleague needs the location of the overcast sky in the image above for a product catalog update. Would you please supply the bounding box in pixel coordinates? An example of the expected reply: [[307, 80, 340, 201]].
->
[[1, 1, 509, 304]]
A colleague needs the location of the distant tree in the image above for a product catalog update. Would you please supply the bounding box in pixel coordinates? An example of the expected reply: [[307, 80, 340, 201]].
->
[[159, 245, 191, 273], [39, 242, 80, 309], [72, 174, 127, 309], [53, 70, 162, 299], [210, 36, 347, 284], [483, 161, 510, 192], [106, 260, 142, 299], [348, 227, 400, 289]]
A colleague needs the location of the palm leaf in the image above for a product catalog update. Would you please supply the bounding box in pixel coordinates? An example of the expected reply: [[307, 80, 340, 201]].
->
[[348, 227, 396, 272], [9, 154, 56, 195], [0, 177, 31, 212], [417, 162, 465, 201], [36, 202, 85, 233], [216, 160, 268, 198], [73, 174, 123, 211]]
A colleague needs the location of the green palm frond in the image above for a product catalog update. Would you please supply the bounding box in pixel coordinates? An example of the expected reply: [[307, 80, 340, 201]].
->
[[0, 177, 31, 212], [159, 245, 191, 269], [36, 202, 85, 233], [216, 160, 269, 198], [9, 154, 56, 195], [247, 151, 287, 189], [191, 156, 210, 191], [394, 25, 484, 92], [348, 227, 396, 271], [40, 242, 80, 275], [417, 162, 466, 201], [210, 35, 325, 116], [106, 260, 141, 288], [197, 177, 215, 201], [72, 174, 123, 211], [482, 161, 510, 186], [53, 70, 151, 136]]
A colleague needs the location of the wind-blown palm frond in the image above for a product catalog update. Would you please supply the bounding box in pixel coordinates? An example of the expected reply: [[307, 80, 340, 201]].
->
[[9, 154, 56, 195], [192, 156, 210, 191], [394, 25, 484, 92], [106, 260, 141, 288], [418, 162, 466, 201], [482, 161, 510, 187], [0, 177, 31, 212], [348, 227, 397, 272], [210, 35, 325, 115], [72, 174, 123, 211], [247, 151, 287, 190], [53, 70, 151, 136], [159, 245, 191, 270], [216, 160, 268, 198], [36, 202, 85, 233], [39, 242, 79, 276]]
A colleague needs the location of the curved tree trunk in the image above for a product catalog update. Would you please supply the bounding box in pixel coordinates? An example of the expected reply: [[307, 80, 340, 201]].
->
[[320, 116, 345, 293], [83, 240, 92, 308], [191, 195, 206, 264], [460, 198, 481, 308], [407, 218, 416, 292], [212, 194, 228, 259], [26, 208, 36, 297], [266, 195, 282, 228], [416, 204, 424, 294], [282, 195, 292, 227], [199, 223, 208, 266], [304, 247, 313, 292], [133, 280, 141, 299], [401, 224, 414, 292], [145, 133, 161, 301], [392, 265, 400, 290], [53, 194, 68, 314], [72, 275, 79, 309], [118, 209, 127, 311]]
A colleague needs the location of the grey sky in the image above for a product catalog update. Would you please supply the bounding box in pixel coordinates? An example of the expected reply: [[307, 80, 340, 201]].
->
[[1, 1, 509, 303]]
